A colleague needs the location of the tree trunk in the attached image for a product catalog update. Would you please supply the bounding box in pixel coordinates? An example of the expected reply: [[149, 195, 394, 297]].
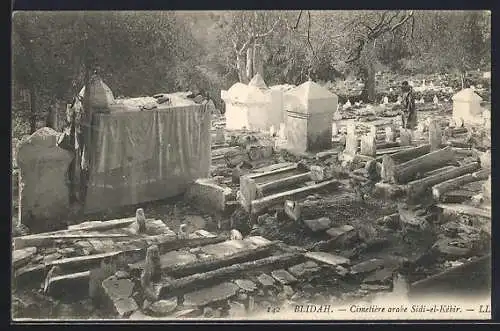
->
[[246, 46, 254, 81], [236, 53, 248, 84], [253, 43, 264, 78], [460, 71, 466, 89], [361, 62, 376, 103], [29, 88, 36, 134]]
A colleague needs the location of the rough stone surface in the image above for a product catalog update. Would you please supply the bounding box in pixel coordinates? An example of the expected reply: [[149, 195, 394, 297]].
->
[[229, 301, 246, 317], [257, 273, 276, 287], [326, 225, 355, 240], [159, 251, 198, 268], [288, 261, 320, 278], [113, 297, 139, 318], [183, 282, 239, 307], [13, 247, 37, 269], [304, 252, 350, 266], [432, 237, 472, 258], [363, 268, 394, 284], [17, 127, 74, 232], [234, 279, 258, 292], [115, 271, 130, 279], [245, 236, 272, 246], [310, 165, 325, 182], [146, 298, 178, 316], [350, 258, 385, 275], [303, 217, 332, 232], [271, 269, 298, 285], [102, 277, 135, 301]]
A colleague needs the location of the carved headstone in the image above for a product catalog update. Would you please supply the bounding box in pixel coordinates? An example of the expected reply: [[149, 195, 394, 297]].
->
[[17, 127, 74, 232]]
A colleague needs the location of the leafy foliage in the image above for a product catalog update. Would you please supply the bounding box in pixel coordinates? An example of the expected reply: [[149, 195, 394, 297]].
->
[[12, 10, 491, 138]]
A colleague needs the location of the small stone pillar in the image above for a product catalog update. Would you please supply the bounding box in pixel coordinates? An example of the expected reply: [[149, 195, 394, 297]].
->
[[135, 208, 147, 233], [284, 81, 338, 153]]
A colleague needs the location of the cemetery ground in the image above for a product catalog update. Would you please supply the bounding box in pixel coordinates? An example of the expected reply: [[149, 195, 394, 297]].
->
[[11, 72, 491, 320]]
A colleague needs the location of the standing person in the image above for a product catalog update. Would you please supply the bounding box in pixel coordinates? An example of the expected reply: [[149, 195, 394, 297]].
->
[[400, 81, 417, 129]]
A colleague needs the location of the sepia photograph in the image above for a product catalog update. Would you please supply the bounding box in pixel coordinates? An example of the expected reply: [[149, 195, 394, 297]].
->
[[11, 10, 491, 321]]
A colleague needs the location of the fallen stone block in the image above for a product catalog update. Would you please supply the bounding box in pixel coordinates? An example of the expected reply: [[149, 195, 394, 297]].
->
[[431, 237, 473, 259], [304, 251, 350, 267], [288, 261, 320, 278], [251, 179, 339, 215], [350, 258, 385, 275], [271, 269, 298, 285], [432, 168, 487, 201], [183, 282, 239, 308], [239, 164, 308, 211], [185, 178, 233, 212], [363, 268, 394, 285], [382, 146, 455, 184], [303, 217, 332, 232], [436, 203, 491, 219], [144, 298, 177, 317], [13, 247, 37, 269], [407, 162, 480, 198], [156, 253, 302, 299], [326, 225, 355, 241], [234, 279, 258, 292], [46, 270, 91, 299], [257, 273, 276, 287]]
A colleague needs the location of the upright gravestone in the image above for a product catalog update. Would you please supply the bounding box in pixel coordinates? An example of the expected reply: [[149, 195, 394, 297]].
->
[[399, 128, 412, 146], [344, 123, 358, 156], [17, 127, 74, 232], [428, 121, 442, 151], [284, 81, 338, 153], [360, 134, 376, 157]]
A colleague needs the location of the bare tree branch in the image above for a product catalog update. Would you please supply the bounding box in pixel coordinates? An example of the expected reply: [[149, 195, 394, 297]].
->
[[294, 10, 303, 30], [390, 11, 414, 32], [254, 18, 281, 39]]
